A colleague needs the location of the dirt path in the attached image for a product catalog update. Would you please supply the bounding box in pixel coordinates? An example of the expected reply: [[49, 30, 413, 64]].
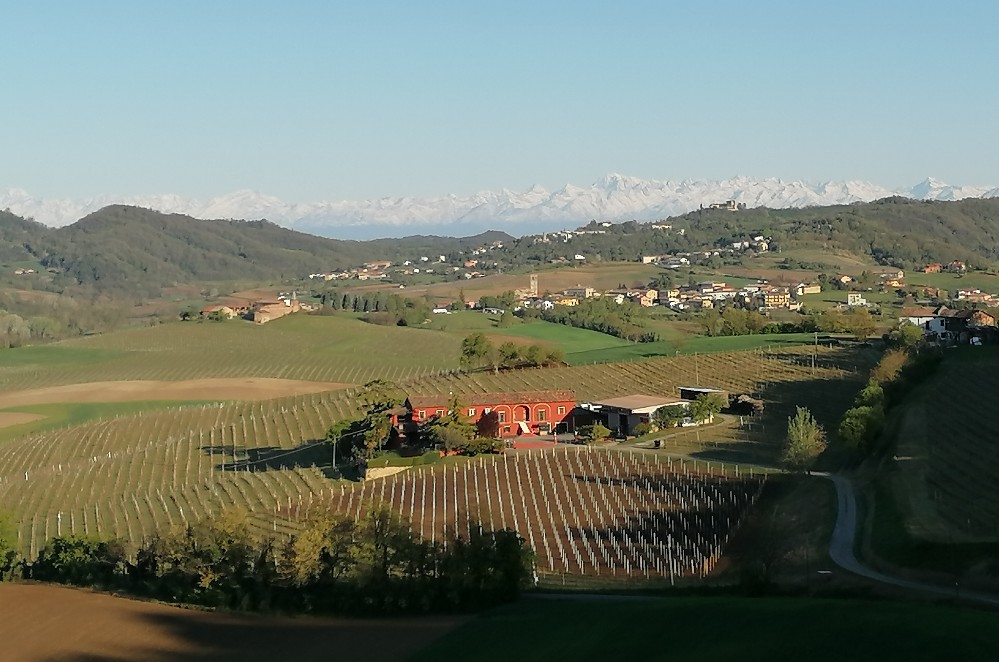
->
[[0, 378, 352, 409], [0, 583, 465, 662], [823, 472, 999, 607]]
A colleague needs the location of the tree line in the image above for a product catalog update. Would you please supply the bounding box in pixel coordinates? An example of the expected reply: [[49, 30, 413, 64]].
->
[[0, 507, 533, 616], [459, 333, 565, 373], [316, 288, 431, 326]]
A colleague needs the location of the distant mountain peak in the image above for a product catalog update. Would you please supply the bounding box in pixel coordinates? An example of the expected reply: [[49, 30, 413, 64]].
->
[[2, 175, 997, 239]]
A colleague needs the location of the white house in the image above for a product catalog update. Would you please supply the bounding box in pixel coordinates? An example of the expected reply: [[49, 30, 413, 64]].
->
[[899, 306, 945, 334]]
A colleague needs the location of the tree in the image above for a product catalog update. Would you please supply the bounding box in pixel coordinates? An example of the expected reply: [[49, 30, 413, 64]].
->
[[653, 404, 687, 430], [845, 308, 877, 341], [279, 513, 359, 586], [780, 406, 826, 471], [0, 511, 18, 580], [543, 348, 566, 366], [476, 410, 500, 438], [579, 422, 611, 444], [357, 379, 403, 413], [325, 417, 364, 467], [425, 393, 476, 450], [497, 309, 514, 328], [460, 333, 493, 371], [838, 406, 884, 452], [885, 321, 924, 350], [871, 349, 908, 384], [688, 393, 724, 424]]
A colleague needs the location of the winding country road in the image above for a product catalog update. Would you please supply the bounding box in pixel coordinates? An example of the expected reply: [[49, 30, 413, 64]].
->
[[823, 472, 999, 607]]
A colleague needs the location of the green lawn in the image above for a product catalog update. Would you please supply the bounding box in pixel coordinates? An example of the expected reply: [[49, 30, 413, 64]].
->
[[567, 333, 815, 364], [0, 345, 126, 369], [487, 320, 632, 356], [413, 596, 999, 661], [428, 310, 507, 332], [906, 270, 999, 292]]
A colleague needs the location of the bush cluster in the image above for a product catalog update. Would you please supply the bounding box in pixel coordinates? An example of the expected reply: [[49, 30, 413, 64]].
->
[[13, 508, 533, 616]]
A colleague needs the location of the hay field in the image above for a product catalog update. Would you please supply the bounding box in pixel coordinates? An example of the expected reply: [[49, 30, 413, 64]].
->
[[0, 583, 462, 662]]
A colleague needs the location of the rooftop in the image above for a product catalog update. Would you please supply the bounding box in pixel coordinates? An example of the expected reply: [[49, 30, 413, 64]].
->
[[589, 394, 687, 412]]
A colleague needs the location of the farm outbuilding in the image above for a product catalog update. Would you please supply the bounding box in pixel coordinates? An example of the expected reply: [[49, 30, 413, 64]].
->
[[581, 394, 689, 437], [678, 386, 728, 403], [405, 390, 576, 438]]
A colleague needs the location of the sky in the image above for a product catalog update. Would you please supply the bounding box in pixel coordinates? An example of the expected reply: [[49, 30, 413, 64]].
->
[[3, 0, 998, 202]]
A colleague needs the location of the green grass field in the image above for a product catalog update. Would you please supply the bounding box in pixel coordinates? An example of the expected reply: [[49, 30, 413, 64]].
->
[[487, 320, 632, 356], [567, 332, 817, 364], [906, 270, 999, 292], [413, 596, 999, 661]]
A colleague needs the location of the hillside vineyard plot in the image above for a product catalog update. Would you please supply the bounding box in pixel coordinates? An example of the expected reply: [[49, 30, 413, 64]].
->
[[900, 357, 999, 539], [0, 317, 463, 391], [280, 448, 765, 581], [0, 346, 869, 556]]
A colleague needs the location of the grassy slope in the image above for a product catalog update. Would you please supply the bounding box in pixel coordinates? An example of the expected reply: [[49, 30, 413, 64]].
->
[[867, 347, 999, 586], [413, 596, 999, 662], [0, 314, 463, 391], [567, 332, 816, 364], [905, 270, 999, 292]]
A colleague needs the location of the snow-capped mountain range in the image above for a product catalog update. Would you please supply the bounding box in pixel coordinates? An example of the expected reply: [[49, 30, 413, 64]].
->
[[3, 175, 998, 239]]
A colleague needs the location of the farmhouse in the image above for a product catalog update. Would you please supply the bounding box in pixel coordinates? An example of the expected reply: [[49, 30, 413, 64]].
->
[[581, 394, 688, 436], [955, 309, 997, 328], [899, 306, 946, 334], [405, 390, 576, 438], [200, 305, 236, 319], [252, 297, 301, 324], [794, 282, 821, 297]]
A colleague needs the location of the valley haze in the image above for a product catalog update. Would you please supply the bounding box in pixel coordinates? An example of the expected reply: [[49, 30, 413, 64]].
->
[[4, 174, 999, 240]]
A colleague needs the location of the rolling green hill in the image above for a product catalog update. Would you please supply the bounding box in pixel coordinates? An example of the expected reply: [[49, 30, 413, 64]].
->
[[4, 197, 999, 301], [0, 205, 514, 297]]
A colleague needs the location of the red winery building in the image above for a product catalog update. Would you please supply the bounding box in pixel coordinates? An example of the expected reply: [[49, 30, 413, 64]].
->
[[406, 390, 576, 437]]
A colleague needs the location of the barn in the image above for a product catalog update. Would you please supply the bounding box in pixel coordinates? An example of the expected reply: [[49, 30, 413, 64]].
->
[[582, 394, 689, 437], [405, 390, 576, 437]]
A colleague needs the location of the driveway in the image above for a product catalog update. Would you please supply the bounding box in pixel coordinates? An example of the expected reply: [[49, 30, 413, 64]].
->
[[822, 472, 999, 607]]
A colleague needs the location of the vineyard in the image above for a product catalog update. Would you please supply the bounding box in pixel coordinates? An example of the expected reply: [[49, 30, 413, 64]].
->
[[893, 349, 999, 541], [276, 448, 766, 582], [0, 344, 874, 559]]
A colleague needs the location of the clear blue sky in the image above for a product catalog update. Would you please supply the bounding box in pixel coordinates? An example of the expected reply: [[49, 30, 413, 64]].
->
[[4, 0, 997, 200]]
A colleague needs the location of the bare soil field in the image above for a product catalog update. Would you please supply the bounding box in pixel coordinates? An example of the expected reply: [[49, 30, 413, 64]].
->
[[0, 412, 45, 429], [0, 583, 463, 662], [0, 378, 352, 409]]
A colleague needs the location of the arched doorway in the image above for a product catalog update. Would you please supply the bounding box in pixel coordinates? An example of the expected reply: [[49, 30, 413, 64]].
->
[[514, 405, 530, 422]]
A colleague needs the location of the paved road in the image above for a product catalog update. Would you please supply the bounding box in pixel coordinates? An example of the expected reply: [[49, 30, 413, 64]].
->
[[822, 472, 999, 607]]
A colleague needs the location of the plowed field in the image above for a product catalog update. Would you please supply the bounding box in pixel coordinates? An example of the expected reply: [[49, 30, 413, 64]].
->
[[0, 583, 463, 662]]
